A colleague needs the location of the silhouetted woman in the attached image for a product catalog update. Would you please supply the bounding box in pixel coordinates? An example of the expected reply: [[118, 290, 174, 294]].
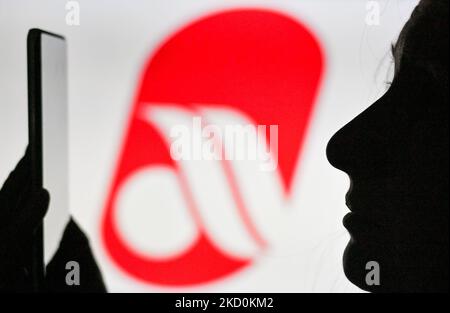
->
[[327, 0, 448, 292]]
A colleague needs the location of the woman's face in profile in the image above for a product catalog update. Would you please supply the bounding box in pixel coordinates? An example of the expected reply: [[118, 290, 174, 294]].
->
[[327, 1, 448, 292]]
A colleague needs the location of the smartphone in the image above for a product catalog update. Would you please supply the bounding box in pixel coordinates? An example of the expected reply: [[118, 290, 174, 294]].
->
[[27, 29, 71, 289]]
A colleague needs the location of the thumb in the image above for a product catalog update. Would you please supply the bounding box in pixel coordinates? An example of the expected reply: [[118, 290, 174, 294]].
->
[[16, 189, 50, 232]]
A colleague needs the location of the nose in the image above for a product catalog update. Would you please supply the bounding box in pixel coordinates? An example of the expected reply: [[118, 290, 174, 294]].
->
[[326, 123, 353, 174], [326, 97, 393, 177], [326, 118, 379, 176], [326, 101, 379, 175]]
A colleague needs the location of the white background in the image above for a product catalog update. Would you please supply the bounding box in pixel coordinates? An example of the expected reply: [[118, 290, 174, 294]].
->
[[0, 0, 418, 292]]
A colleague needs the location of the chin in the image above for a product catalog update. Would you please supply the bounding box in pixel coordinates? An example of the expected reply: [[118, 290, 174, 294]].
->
[[343, 237, 449, 293], [342, 238, 386, 293], [343, 238, 410, 293]]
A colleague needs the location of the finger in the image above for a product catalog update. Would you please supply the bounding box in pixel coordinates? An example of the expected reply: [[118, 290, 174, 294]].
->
[[0, 147, 31, 201], [0, 148, 32, 219], [6, 176, 32, 225], [15, 188, 50, 233], [1, 188, 48, 258]]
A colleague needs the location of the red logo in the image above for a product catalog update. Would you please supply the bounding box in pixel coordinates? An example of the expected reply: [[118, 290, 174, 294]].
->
[[102, 8, 324, 286]]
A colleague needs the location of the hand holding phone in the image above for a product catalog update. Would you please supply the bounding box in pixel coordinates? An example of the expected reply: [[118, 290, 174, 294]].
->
[[0, 148, 49, 291]]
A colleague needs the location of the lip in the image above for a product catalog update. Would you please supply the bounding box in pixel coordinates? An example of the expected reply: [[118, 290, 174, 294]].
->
[[344, 192, 387, 227], [345, 188, 352, 206], [343, 211, 387, 245], [343, 190, 357, 229], [342, 212, 357, 230], [343, 211, 364, 229], [343, 212, 369, 240], [343, 182, 391, 244]]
